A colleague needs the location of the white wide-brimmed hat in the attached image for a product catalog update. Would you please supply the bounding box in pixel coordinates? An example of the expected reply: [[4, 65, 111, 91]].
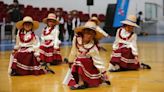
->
[[43, 13, 59, 24], [121, 15, 139, 27], [70, 10, 78, 15], [16, 16, 39, 30], [75, 21, 104, 40], [89, 16, 100, 25]]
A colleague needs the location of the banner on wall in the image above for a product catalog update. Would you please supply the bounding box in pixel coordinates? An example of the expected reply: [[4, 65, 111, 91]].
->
[[113, 0, 129, 27]]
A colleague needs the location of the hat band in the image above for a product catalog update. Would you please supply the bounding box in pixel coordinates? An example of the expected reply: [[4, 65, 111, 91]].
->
[[86, 27, 96, 30], [126, 19, 136, 23], [24, 21, 33, 23]]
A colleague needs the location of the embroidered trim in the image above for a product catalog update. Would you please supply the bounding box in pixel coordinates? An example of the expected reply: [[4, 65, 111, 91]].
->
[[112, 52, 136, 63], [75, 36, 95, 55], [19, 31, 35, 43], [40, 49, 54, 56], [43, 27, 54, 36], [118, 28, 133, 40], [73, 61, 102, 79], [13, 59, 42, 70]]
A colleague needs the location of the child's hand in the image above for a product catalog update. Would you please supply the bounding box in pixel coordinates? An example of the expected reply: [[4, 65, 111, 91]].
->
[[135, 56, 139, 64], [12, 50, 17, 55], [36, 57, 40, 61], [102, 71, 111, 85], [68, 62, 73, 68], [53, 49, 57, 54], [102, 72, 109, 81]]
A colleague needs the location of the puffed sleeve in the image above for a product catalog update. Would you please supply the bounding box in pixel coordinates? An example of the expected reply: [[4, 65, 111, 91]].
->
[[40, 28, 45, 41], [112, 29, 120, 50], [53, 27, 61, 49], [33, 35, 40, 48], [130, 34, 138, 55], [68, 36, 77, 63], [14, 30, 20, 50], [29, 35, 40, 56], [89, 46, 106, 72]]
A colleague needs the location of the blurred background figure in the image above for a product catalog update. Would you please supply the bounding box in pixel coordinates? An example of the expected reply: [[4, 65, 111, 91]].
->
[[136, 11, 148, 36], [136, 11, 143, 26], [7, 0, 23, 42], [65, 14, 73, 42], [56, 11, 65, 42], [71, 10, 81, 40]]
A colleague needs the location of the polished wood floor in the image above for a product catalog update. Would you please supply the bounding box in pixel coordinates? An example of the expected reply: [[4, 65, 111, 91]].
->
[[0, 42, 164, 92]]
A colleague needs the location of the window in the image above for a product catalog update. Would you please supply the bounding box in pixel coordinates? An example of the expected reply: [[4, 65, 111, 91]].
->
[[145, 3, 158, 21]]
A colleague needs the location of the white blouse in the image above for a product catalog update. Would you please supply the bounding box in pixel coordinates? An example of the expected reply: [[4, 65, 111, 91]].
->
[[113, 28, 138, 55], [68, 35, 106, 72], [14, 30, 40, 56], [41, 26, 61, 48]]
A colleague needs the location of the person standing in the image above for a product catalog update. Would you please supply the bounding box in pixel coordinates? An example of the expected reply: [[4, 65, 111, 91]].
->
[[56, 12, 65, 42], [71, 10, 81, 41], [7, 0, 22, 42], [65, 14, 73, 41]]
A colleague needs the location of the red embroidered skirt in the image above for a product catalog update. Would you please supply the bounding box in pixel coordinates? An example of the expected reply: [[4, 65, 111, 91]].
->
[[68, 58, 102, 87], [110, 47, 140, 70], [40, 46, 62, 64], [11, 50, 45, 75]]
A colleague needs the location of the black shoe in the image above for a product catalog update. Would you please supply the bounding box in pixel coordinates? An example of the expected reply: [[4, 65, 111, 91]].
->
[[41, 62, 47, 66], [70, 85, 87, 90], [45, 66, 55, 74], [141, 63, 151, 69], [64, 58, 68, 63], [109, 69, 121, 72], [105, 80, 111, 85], [10, 70, 18, 76], [78, 85, 88, 89], [70, 86, 78, 90], [47, 69, 55, 74]]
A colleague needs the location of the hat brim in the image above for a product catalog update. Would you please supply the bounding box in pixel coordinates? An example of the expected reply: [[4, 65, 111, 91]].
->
[[121, 21, 140, 28], [75, 26, 104, 40], [70, 10, 78, 15], [89, 19, 100, 25], [16, 20, 39, 30], [42, 18, 59, 25]]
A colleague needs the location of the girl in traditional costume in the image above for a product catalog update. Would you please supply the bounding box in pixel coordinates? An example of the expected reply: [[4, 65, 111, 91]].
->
[[109, 15, 151, 72], [40, 13, 62, 66], [10, 16, 46, 76], [63, 21, 110, 90]]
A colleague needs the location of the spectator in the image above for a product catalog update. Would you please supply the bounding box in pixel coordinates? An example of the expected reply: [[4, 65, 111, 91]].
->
[[136, 11, 143, 26], [65, 14, 73, 41], [136, 11, 148, 36], [56, 12, 65, 42], [71, 10, 81, 41], [7, 0, 23, 42]]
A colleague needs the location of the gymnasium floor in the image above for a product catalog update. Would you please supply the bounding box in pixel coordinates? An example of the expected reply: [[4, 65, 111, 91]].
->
[[0, 35, 164, 92]]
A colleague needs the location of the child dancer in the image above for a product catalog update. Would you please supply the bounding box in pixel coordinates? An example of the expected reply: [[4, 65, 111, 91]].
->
[[64, 21, 110, 90], [10, 16, 46, 76], [89, 16, 109, 37], [40, 13, 62, 67], [109, 15, 151, 72], [88, 16, 110, 51]]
